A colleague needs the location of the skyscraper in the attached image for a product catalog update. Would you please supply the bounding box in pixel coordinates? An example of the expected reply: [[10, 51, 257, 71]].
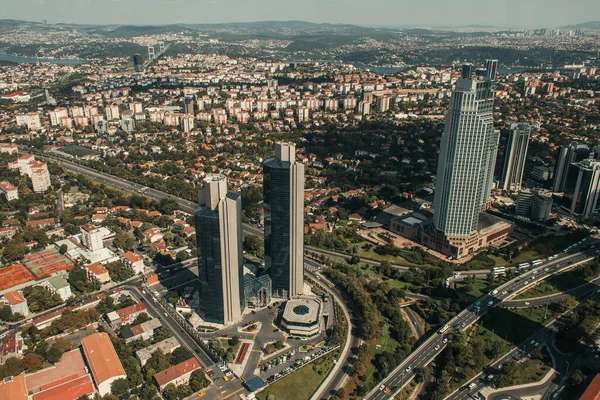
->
[[429, 74, 505, 258], [553, 143, 595, 192], [133, 53, 143, 72], [263, 142, 305, 299], [485, 59, 498, 81], [562, 158, 600, 217], [500, 122, 531, 191], [195, 175, 244, 325]]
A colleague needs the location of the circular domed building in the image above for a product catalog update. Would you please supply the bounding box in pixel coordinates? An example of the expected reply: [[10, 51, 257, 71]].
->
[[281, 297, 322, 337]]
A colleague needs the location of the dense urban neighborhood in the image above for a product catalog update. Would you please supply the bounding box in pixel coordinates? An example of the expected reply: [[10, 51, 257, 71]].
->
[[0, 16, 599, 400]]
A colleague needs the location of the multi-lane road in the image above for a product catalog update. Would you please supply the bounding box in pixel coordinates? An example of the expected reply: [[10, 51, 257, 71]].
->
[[366, 247, 597, 400]]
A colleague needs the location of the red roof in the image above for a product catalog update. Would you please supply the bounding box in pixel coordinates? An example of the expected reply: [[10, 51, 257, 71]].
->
[[154, 357, 200, 387], [32, 375, 94, 400], [581, 374, 600, 400], [4, 290, 26, 305], [116, 302, 146, 318], [81, 333, 126, 387]]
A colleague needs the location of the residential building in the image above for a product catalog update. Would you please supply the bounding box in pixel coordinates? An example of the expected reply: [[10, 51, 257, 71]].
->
[[46, 275, 73, 301], [0, 181, 18, 201], [263, 142, 305, 298], [562, 158, 600, 217], [500, 122, 531, 191], [154, 358, 201, 391], [122, 251, 144, 274], [426, 72, 507, 259], [106, 302, 147, 328], [29, 161, 51, 193], [15, 112, 41, 130], [81, 224, 104, 251], [136, 337, 180, 366], [105, 104, 120, 121], [195, 175, 245, 325], [119, 319, 161, 343], [85, 262, 111, 284], [2, 291, 29, 316], [81, 332, 127, 396]]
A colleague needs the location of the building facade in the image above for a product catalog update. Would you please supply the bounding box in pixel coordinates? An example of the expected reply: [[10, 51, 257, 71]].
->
[[263, 142, 305, 298], [195, 175, 245, 325], [500, 122, 531, 191], [428, 73, 505, 259], [562, 158, 600, 217], [553, 143, 596, 192]]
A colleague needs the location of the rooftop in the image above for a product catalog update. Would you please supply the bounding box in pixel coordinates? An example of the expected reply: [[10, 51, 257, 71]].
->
[[282, 297, 321, 325], [154, 357, 200, 387], [80, 333, 126, 386], [0, 375, 27, 400]]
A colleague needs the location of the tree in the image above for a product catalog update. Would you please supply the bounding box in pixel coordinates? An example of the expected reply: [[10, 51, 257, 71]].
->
[[113, 231, 134, 251], [2, 240, 25, 262], [59, 244, 68, 254], [110, 379, 130, 400], [46, 338, 72, 363], [23, 353, 44, 372], [162, 384, 180, 400], [170, 347, 193, 364], [414, 366, 430, 383], [243, 235, 264, 257], [228, 336, 240, 347], [95, 297, 115, 315], [189, 369, 210, 392]]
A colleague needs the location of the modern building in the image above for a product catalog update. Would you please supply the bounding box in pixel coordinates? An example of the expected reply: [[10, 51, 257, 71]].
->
[[426, 72, 507, 259], [133, 53, 143, 72], [81, 224, 104, 251], [500, 123, 531, 191], [516, 189, 534, 216], [562, 158, 600, 217], [485, 59, 498, 81], [195, 175, 245, 325], [553, 143, 595, 192], [280, 297, 322, 337], [532, 191, 553, 221], [263, 142, 305, 298], [81, 332, 126, 396]]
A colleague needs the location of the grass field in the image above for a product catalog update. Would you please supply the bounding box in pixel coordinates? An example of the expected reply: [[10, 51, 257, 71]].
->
[[59, 145, 100, 157], [256, 352, 336, 400], [481, 308, 546, 346], [455, 279, 493, 298], [515, 266, 593, 300], [353, 241, 415, 266], [219, 338, 241, 357], [488, 255, 509, 267], [512, 250, 544, 264], [513, 306, 553, 325]]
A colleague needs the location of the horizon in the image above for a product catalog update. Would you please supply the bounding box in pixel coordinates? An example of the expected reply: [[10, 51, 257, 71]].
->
[[3, 0, 600, 29]]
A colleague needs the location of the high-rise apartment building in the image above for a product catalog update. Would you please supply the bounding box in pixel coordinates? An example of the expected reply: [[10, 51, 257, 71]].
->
[[500, 123, 531, 191], [81, 224, 104, 251], [263, 142, 305, 298], [427, 72, 509, 259], [553, 143, 596, 192], [562, 158, 600, 217], [195, 175, 244, 325]]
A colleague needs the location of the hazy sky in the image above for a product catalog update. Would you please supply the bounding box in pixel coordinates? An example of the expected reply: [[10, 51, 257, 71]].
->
[[5, 0, 600, 27]]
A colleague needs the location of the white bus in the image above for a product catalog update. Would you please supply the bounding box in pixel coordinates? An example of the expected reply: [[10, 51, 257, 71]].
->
[[518, 263, 531, 270], [531, 259, 543, 266], [438, 324, 450, 334], [492, 267, 506, 276]]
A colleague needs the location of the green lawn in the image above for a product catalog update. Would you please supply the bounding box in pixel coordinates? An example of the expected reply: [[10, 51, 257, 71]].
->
[[480, 308, 547, 346], [512, 250, 544, 264], [353, 241, 415, 267], [455, 279, 493, 298], [513, 306, 553, 325], [510, 358, 551, 386], [60, 145, 100, 157], [515, 266, 594, 300], [257, 352, 337, 400], [488, 255, 509, 267], [219, 338, 241, 357]]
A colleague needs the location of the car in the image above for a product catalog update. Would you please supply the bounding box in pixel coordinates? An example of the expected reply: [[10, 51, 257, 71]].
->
[[405, 366, 411, 372], [443, 338, 449, 344], [379, 385, 385, 391], [501, 290, 507, 295], [468, 383, 477, 390], [525, 302, 530, 306], [435, 345, 440, 351], [487, 374, 495, 381], [383, 386, 391, 394], [530, 340, 536, 345], [487, 300, 494, 306]]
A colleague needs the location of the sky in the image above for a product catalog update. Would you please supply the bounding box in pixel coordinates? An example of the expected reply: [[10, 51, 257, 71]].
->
[[4, 0, 600, 28]]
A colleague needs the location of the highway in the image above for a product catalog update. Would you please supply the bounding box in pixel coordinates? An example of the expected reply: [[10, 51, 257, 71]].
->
[[365, 246, 597, 400], [448, 286, 600, 400], [502, 275, 600, 308]]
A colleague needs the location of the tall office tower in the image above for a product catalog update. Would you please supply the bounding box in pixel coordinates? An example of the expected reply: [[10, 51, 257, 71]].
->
[[195, 175, 245, 325], [500, 122, 531, 191], [461, 63, 474, 79], [485, 59, 498, 81], [532, 191, 553, 221], [133, 54, 143, 72], [430, 75, 502, 259], [553, 143, 593, 192], [562, 158, 600, 217], [263, 142, 305, 299], [184, 97, 195, 115]]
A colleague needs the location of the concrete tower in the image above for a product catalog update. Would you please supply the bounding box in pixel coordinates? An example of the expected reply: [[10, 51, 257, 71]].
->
[[500, 122, 531, 192]]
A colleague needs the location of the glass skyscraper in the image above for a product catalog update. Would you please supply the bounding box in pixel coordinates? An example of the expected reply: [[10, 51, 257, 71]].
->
[[500, 122, 531, 192], [431, 75, 500, 257], [263, 142, 305, 299], [195, 175, 244, 325]]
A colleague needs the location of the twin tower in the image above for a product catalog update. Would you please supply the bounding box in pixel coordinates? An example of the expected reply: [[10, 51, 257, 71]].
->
[[194, 142, 305, 325]]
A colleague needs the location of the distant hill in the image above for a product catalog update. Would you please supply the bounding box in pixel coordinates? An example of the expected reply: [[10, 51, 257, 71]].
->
[[560, 21, 600, 29]]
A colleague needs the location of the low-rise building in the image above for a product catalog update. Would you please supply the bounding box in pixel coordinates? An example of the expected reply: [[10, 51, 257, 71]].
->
[[0, 181, 18, 201], [122, 251, 144, 274], [119, 319, 162, 343], [106, 302, 147, 328], [2, 291, 29, 316], [154, 357, 201, 391], [81, 332, 127, 396], [45, 275, 73, 301], [85, 262, 111, 284], [136, 337, 180, 366]]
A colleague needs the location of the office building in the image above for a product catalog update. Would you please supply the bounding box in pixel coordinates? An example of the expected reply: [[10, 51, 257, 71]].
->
[[133, 53, 143, 72], [553, 143, 595, 192], [195, 175, 245, 325], [461, 63, 473, 78], [515, 189, 534, 216], [426, 72, 510, 259], [485, 59, 498, 81], [500, 123, 531, 191], [562, 158, 600, 217], [532, 191, 553, 221], [263, 142, 305, 298]]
